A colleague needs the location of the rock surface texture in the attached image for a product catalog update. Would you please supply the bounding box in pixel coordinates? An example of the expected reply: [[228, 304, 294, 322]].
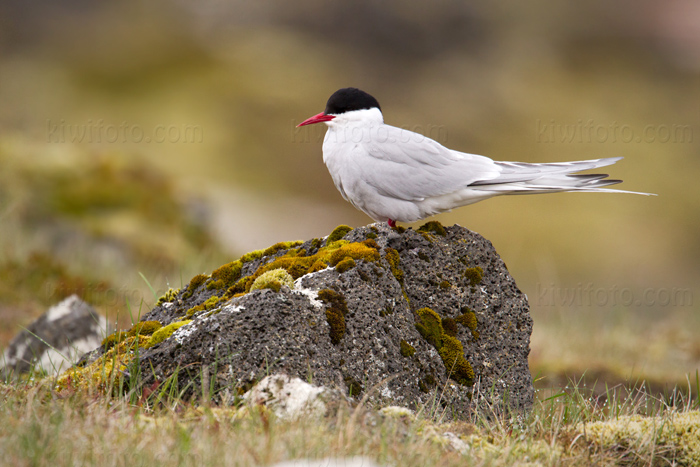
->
[[110, 223, 533, 417], [1, 295, 108, 379]]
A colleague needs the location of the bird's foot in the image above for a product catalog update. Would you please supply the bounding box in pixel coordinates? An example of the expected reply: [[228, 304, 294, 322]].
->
[[387, 219, 397, 228]]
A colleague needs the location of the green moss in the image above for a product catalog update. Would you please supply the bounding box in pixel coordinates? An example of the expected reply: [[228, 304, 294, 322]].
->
[[439, 280, 451, 289], [185, 304, 204, 317], [250, 268, 295, 292], [145, 320, 192, 349], [366, 232, 377, 239], [414, 308, 443, 349], [384, 248, 403, 283], [456, 310, 479, 340], [442, 317, 458, 337], [185, 295, 223, 317], [126, 320, 162, 337], [317, 289, 348, 315], [456, 310, 477, 331], [329, 242, 380, 266], [414, 307, 475, 387], [156, 288, 180, 305], [101, 331, 128, 350], [438, 335, 475, 386], [182, 273, 209, 300], [325, 308, 346, 345], [263, 241, 303, 257], [240, 249, 264, 263], [318, 289, 348, 345], [417, 221, 446, 237], [417, 251, 430, 262], [326, 225, 353, 245], [335, 257, 356, 273], [207, 261, 242, 291], [399, 339, 416, 357], [217, 235, 382, 300], [361, 238, 380, 250], [464, 266, 483, 286]]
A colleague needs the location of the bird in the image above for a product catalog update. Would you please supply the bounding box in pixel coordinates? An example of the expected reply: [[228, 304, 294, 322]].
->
[[297, 87, 652, 227]]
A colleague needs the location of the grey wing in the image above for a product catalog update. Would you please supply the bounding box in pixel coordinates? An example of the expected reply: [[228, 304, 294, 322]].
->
[[359, 125, 501, 201]]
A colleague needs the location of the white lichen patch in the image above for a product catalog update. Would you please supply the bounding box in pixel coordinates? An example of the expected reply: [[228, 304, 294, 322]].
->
[[292, 284, 324, 310], [171, 320, 196, 345], [221, 304, 245, 313]]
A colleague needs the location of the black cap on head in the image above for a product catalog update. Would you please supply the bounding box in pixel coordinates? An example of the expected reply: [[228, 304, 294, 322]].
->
[[324, 88, 381, 115]]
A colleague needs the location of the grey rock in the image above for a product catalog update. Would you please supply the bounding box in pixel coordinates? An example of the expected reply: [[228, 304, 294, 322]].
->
[[135, 223, 533, 418], [1, 295, 109, 379]]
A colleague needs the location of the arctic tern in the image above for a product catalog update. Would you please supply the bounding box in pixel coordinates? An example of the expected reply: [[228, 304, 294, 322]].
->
[[298, 87, 651, 227]]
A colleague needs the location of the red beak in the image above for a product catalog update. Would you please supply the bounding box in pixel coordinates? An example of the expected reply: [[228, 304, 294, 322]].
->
[[297, 112, 335, 127]]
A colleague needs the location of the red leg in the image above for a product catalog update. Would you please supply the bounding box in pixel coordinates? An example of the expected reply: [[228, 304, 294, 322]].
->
[[388, 219, 397, 228]]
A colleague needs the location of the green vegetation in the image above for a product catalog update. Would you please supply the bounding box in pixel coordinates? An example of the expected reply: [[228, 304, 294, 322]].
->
[[144, 320, 192, 348], [326, 225, 353, 245], [3, 369, 698, 466], [400, 339, 416, 357], [414, 308, 474, 386], [463, 267, 483, 287], [455, 310, 479, 340], [318, 289, 348, 345], [384, 248, 404, 284], [418, 221, 447, 237]]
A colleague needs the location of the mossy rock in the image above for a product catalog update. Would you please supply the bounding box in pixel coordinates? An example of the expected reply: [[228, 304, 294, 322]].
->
[[400, 339, 416, 357], [250, 268, 295, 292], [326, 225, 353, 245], [418, 220, 447, 237], [144, 321, 192, 349]]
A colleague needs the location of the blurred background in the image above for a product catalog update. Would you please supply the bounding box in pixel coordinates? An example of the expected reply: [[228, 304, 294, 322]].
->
[[1, 0, 698, 393]]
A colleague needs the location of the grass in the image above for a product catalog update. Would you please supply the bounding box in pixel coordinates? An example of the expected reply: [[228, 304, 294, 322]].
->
[[1, 362, 699, 466]]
